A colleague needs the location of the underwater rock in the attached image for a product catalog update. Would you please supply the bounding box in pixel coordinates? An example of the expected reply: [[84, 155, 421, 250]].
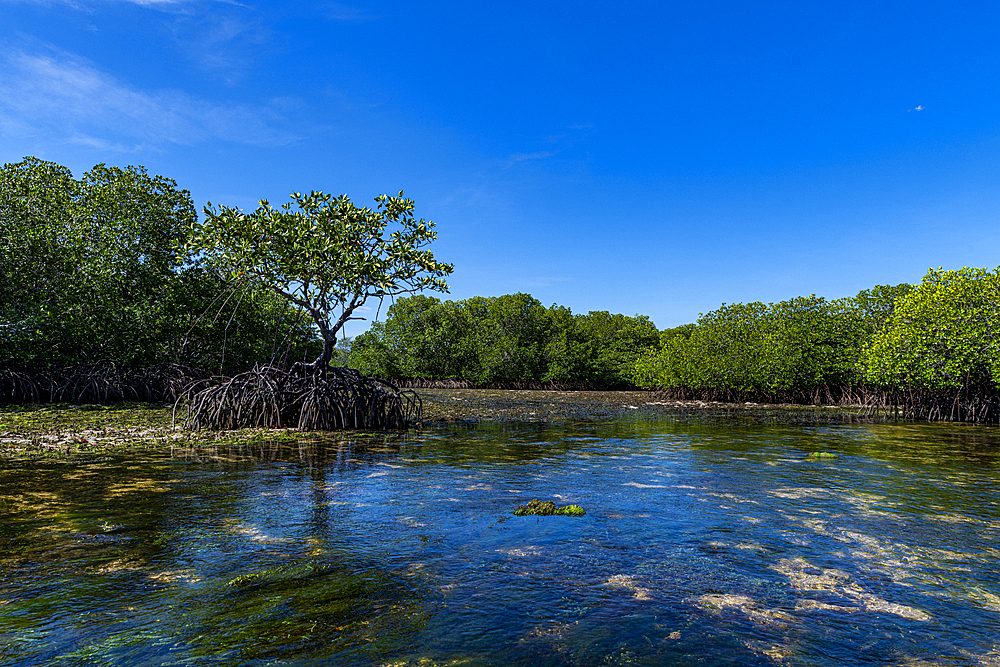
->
[[513, 499, 585, 517]]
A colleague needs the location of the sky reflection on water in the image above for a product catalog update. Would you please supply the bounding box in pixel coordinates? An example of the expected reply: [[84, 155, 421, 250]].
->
[[1, 415, 999, 666]]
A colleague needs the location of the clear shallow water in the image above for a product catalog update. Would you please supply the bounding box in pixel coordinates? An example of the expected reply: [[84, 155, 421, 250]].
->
[[1, 415, 999, 666]]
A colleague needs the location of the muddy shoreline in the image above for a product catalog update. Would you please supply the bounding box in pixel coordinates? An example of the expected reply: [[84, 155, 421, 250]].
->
[[417, 388, 854, 422], [0, 389, 862, 459]]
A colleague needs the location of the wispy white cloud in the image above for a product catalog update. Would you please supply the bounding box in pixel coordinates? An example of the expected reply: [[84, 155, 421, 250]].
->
[[509, 274, 571, 289], [3, 0, 269, 80], [168, 12, 275, 81], [0, 0, 90, 10], [68, 134, 148, 153], [118, 0, 184, 6], [498, 123, 595, 169], [0, 47, 302, 150], [321, 2, 377, 22], [502, 150, 557, 167], [0, 0, 231, 8], [0, 0, 178, 7]]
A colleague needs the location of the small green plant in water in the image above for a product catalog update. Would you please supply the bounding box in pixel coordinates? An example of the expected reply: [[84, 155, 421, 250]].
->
[[513, 499, 585, 517], [806, 451, 839, 459]]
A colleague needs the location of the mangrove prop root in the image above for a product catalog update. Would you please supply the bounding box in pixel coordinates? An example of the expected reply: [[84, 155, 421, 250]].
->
[[513, 499, 586, 517], [385, 377, 620, 391], [653, 383, 1000, 424], [177, 365, 421, 431], [1, 362, 201, 405]]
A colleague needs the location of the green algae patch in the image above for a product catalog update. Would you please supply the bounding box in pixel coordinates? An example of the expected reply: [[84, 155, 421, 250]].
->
[[513, 499, 586, 517], [196, 559, 431, 662], [806, 452, 839, 460], [227, 561, 335, 590], [381, 656, 480, 666]]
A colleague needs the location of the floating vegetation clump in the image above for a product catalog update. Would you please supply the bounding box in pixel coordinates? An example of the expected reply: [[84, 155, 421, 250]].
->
[[513, 499, 586, 517], [178, 365, 421, 431], [806, 452, 839, 460]]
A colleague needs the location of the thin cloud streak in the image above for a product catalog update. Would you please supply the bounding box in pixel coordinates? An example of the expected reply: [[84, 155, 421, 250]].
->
[[3, 0, 274, 80], [68, 134, 148, 153], [321, 2, 378, 22], [0, 0, 238, 8], [119, 0, 184, 5], [501, 150, 557, 168], [0, 48, 302, 149], [169, 13, 276, 81]]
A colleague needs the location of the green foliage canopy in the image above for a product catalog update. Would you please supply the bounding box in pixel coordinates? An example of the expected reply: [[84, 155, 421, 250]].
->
[[2, 157, 197, 364], [185, 191, 453, 369], [630, 286, 915, 393], [1, 157, 317, 371], [350, 294, 658, 387], [864, 268, 1000, 389]]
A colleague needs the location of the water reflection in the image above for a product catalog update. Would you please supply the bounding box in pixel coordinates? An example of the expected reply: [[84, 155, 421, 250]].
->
[[1, 415, 999, 665], [169, 437, 422, 472]]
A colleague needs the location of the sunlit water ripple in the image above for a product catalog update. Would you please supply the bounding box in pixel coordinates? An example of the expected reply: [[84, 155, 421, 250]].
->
[[1, 416, 999, 666]]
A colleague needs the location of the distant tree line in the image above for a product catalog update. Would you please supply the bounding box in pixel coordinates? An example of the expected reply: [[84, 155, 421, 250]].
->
[[630, 268, 1000, 422], [629, 284, 913, 402], [349, 269, 1000, 422], [348, 293, 660, 388]]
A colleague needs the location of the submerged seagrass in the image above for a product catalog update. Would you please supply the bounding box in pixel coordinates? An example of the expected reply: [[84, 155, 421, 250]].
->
[[2, 416, 1000, 665], [178, 365, 421, 431]]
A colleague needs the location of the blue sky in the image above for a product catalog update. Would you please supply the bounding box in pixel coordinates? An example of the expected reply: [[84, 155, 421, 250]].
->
[[2, 0, 999, 336]]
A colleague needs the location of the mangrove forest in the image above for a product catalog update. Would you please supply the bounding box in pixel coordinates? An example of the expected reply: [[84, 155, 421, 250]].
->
[[3, 156, 1000, 423]]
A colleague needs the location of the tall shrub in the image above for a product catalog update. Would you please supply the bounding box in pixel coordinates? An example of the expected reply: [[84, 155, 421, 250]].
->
[[864, 268, 1000, 390]]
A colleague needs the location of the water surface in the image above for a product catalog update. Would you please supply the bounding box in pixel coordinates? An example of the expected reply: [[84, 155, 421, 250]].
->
[[1, 415, 999, 666]]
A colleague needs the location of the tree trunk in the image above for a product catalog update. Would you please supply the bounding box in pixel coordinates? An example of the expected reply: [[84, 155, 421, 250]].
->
[[292, 336, 334, 378], [310, 337, 335, 375]]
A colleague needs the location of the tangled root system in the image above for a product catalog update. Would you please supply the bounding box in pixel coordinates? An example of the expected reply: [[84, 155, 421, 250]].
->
[[1, 362, 200, 404], [177, 365, 421, 431]]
